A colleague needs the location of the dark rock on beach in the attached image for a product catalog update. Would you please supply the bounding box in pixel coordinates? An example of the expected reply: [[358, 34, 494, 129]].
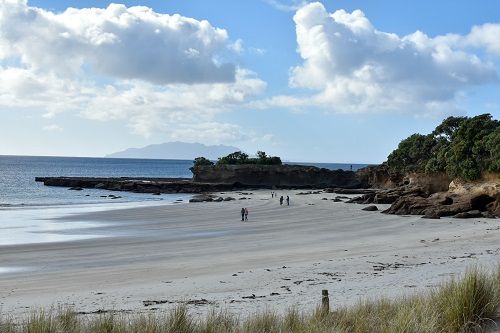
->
[[189, 195, 214, 203], [324, 188, 375, 195], [68, 187, 83, 191], [362, 205, 378, 211], [453, 210, 482, 219], [421, 213, 441, 219]]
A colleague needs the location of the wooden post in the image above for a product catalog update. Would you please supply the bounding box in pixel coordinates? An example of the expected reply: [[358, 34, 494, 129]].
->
[[322, 289, 329, 314]]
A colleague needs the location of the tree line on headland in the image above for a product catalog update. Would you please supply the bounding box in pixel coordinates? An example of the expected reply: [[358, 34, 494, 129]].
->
[[193, 151, 282, 168], [387, 113, 499, 181]]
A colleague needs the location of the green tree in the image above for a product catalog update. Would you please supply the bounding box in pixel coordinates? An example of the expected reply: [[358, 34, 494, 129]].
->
[[192, 157, 214, 167], [190, 157, 214, 173], [217, 151, 249, 165], [387, 134, 435, 173], [432, 116, 467, 141], [485, 127, 500, 172], [445, 114, 498, 180], [386, 113, 499, 181], [215, 151, 282, 166]]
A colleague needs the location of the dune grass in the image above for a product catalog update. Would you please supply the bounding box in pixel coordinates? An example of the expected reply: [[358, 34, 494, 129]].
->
[[1, 267, 499, 333]]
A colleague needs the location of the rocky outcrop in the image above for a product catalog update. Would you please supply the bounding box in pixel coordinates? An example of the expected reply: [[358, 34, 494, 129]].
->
[[404, 172, 451, 194], [35, 164, 368, 195], [191, 164, 366, 188], [35, 177, 238, 194], [355, 164, 403, 189], [382, 188, 498, 218], [347, 172, 499, 218]]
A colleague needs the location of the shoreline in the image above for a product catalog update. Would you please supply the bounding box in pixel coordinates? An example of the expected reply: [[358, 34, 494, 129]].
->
[[1, 189, 499, 319], [0, 194, 191, 211]]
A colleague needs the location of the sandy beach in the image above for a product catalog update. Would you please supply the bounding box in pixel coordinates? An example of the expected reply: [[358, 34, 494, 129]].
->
[[1, 189, 499, 318]]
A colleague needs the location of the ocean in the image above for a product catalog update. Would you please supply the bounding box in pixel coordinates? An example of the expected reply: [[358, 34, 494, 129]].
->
[[0, 155, 368, 207]]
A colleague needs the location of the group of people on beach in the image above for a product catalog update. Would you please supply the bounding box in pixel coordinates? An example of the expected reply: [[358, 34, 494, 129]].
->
[[240, 207, 248, 221], [271, 192, 289, 206], [241, 192, 290, 222]]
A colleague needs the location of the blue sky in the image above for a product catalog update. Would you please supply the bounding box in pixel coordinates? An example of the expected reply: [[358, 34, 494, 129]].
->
[[1, 0, 499, 162]]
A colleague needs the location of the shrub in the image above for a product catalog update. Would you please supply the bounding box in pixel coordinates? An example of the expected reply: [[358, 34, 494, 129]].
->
[[216, 151, 282, 166], [387, 114, 499, 180]]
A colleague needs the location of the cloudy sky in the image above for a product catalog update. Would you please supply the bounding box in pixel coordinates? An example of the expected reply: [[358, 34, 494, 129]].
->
[[1, 0, 499, 162]]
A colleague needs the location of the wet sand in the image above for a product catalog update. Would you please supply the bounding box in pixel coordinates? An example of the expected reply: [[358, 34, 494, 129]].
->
[[1, 189, 499, 317]]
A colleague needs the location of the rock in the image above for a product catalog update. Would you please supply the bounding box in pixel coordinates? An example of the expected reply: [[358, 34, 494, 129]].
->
[[421, 213, 440, 219], [439, 196, 453, 205], [470, 194, 496, 211], [213, 197, 224, 202], [347, 193, 376, 204], [333, 198, 342, 202], [355, 164, 404, 189], [68, 187, 83, 191], [189, 195, 214, 203], [362, 205, 378, 211], [453, 210, 482, 219], [223, 197, 235, 201], [325, 188, 376, 195], [94, 183, 106, 189]]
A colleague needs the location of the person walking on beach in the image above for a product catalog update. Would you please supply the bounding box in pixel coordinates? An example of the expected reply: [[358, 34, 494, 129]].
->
[[271, 191, 274, 198], [286, 195, 290, 206], [280, 196, 284, 205], [241, 207, 245, 221], [244, 208, 249, 221]]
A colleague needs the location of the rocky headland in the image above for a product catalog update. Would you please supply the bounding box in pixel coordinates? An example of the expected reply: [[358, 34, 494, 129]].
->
[[35, 164, 366, 194], [346, 166, 499, 218]]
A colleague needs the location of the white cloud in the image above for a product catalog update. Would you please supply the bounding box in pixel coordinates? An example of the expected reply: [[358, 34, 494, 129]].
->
[[43, 124, 62, 132], [0, 1, 269, 143], [228, 39, 266, 56], [80, 68, 266, 137], [169, 122, 249, 143], [264, 0, 310, 12], [249, 47, 266, 55], [462, 24, 500, 56], [228, 39, 244, 54], [0, 0, 234, 84], [261, 2, 499, 115]]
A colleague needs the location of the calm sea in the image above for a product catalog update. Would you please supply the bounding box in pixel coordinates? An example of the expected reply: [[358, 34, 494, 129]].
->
[[0, 155, 368, 207]]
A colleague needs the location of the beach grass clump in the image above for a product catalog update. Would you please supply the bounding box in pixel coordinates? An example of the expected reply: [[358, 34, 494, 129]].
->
[[198, 309, 238, 333], [432, 267, 500, 332], [23, 310, 58, 333], [0, 318, 17, 333], [1, 266, 499, 333]]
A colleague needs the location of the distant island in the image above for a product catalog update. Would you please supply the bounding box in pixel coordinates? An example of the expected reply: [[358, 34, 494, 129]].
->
[[105, 142, 240, 160]]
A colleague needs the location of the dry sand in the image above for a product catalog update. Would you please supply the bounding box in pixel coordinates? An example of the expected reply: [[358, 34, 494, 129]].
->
[[1, 189, 499, 318]]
